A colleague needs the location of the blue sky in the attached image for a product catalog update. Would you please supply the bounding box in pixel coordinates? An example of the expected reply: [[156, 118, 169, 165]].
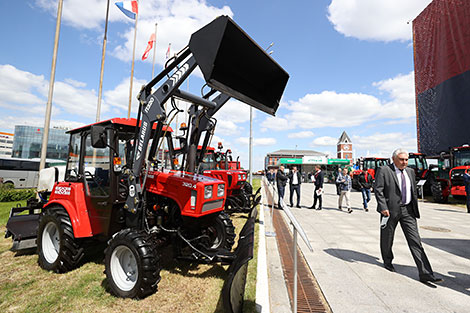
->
[[0, 0, 432, 170]]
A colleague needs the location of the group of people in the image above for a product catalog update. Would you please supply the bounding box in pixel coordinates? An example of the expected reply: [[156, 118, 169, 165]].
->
[[266, 148, 443, 284], [267, 164, 373, 214]]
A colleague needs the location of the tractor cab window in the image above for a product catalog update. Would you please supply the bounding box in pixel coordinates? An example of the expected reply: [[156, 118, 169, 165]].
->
[[363, 160, 373, 170], [65, 133, 81, 181], [408, 155, 427, 171], [84, 134, 110, 197], [377, 159, 389, 167], [453, 150, 470, 167]]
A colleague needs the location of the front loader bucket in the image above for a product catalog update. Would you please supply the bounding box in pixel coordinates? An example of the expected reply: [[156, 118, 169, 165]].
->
[[189, 15, 289, 116], [222, 215, 256, 313]]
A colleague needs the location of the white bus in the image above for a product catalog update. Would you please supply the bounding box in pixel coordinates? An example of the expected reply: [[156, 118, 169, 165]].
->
[[0, 157, 66, 189]]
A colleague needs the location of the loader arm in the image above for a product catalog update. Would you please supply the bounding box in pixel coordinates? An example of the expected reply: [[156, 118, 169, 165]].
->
[[124, 15, 289, 227]]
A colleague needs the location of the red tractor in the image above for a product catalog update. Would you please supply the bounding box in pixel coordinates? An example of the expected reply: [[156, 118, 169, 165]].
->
[[408, 152, 433, 196], [4, 15, 289, 308], [431, 145, 470, 203], [199, 144, 259, 213], [352, 157, 390, 190]]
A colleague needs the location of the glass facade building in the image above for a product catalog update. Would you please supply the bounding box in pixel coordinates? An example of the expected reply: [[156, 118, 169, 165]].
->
[[12, 126, 70, 160]]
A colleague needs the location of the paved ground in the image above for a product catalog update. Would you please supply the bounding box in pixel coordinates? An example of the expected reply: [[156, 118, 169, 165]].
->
[[263, 182, 470, 313]]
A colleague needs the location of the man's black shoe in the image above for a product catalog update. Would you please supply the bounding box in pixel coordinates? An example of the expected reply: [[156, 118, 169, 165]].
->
[[308, 206, 315, 209], [290, 203, 294, 207], [384, 264, 395, 272], [296, 205, 301, 208], [420, 276, 443, 284], [316, 207, 322, 210]]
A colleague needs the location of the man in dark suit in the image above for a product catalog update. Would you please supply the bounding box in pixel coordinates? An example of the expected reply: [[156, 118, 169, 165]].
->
[[288, 166, 302, 208], [374, 148, 442, 283], [276, 165, 288, 208], [310, 165, 324, 210]]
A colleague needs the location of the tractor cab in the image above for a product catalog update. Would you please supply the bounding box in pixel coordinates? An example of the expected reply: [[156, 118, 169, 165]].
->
[[352, 157, 390, 190]]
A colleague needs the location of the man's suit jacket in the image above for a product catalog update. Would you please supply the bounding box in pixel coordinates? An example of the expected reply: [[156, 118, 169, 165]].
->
[[314, 171, 324, 189], [288, 171, 302, 185], [276, 170, 288, 187], [374, 164, 420, 219]]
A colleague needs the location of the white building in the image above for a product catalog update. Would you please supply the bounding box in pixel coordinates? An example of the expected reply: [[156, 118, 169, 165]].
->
[[0, 132, 14, 158]]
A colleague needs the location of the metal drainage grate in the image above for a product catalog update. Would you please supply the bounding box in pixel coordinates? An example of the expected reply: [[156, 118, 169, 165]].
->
[[264, 181, 331, 313]]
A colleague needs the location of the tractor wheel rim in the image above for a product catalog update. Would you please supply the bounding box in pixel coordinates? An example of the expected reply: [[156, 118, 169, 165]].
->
[[207, 225, 222, 249], [42, 222, 60, 264], [110, 245, 138, 292]]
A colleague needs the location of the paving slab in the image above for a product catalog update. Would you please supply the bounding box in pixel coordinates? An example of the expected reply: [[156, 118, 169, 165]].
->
[[266, 182, 470, 313]]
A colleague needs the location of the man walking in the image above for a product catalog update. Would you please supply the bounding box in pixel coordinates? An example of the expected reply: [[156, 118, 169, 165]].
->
[[337, 168, 353, 213], [276, 165, 288, 208], [288, 166, 302, 208], [310, 165, 324, 210], [374, 148, 442, 283], [359, 169, 373, 211]]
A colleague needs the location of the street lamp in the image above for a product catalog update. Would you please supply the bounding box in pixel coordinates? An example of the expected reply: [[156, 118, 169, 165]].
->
[[249, 42, 274, 184]]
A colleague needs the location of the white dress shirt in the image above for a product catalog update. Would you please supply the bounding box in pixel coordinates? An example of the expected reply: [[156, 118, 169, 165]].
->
[[393, 164, 411, 205]]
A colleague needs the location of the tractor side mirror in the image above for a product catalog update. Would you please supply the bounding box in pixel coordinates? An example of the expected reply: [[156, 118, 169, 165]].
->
[[91, 125, 107, 149]]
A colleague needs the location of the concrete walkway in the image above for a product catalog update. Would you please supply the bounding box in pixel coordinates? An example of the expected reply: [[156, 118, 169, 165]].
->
[[265, 182, 470, 313]]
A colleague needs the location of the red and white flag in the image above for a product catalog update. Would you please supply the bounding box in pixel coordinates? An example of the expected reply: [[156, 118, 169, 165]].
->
[[142, 33, 156, 60], [166, 43, 171, 59]]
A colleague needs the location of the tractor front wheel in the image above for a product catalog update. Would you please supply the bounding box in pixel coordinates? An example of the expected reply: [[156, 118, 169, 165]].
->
[[431, 181, 448, 203], [200, 212, 236, 252], [37, 206, 84, 273], [105, 229, 161, 299]]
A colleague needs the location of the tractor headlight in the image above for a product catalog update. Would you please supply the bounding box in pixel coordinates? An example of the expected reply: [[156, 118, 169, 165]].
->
[[238, 174, 242, 180], [217, 184, 225, 197], [204, 185, 213, 199], [190, 190, 197, 208]]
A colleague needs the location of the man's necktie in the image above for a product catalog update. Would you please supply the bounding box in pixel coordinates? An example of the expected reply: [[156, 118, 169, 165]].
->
[[400, 169, 406, 204]]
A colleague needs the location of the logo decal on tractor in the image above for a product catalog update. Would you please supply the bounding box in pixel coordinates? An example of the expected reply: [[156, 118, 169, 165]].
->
[[182, 182, 196, 189], [145, 97, 154, 113], [55, 186, 71, 195], [135, 121, 148, 160]]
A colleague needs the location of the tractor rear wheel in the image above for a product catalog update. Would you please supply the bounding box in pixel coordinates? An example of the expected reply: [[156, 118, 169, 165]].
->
[[105, 229, 161, 299], [200, 211, 236, 252], [431, 181, 448, 203], [37, 206, 84, 273]]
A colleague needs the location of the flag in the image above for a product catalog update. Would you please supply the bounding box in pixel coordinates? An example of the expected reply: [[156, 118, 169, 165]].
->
[[142, 33, 155, 60], [166, 43, 171, 59], [115, 1, 138, 20]]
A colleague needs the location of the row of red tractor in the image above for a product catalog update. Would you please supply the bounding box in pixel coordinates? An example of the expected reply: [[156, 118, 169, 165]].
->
[[351, 145, 470, 203]]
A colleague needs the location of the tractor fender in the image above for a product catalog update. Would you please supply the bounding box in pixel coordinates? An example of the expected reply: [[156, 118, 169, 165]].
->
[[43, 200, 93, 238]]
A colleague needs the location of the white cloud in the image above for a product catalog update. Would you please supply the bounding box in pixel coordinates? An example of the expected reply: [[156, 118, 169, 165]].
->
[[64, 78, 87, 88], [34, 1, 233, 66], [327, 0, 432, 42], [103, 76, 148, 115], [352, 132, 417, 157], [236, 137, 276, 146], [261, 72, 416, 131], [288, 131, 314, 139], [260, 116, 294, 131], [373, 72, 415, 119], [311, 136, 337, 146]]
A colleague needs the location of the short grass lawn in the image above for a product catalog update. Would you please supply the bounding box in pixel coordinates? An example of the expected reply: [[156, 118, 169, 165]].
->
[[0, 179, 260, 313]]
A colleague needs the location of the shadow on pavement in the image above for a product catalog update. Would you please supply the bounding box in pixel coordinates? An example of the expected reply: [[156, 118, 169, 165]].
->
[[323, 248, 470, 295], [422, 238, 470, 259]]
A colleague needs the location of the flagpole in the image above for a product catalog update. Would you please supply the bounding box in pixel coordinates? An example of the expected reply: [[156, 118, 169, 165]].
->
[[96, 0, 110, 123], [127, 3, 139, 118], [151, 23, 158, 78], [40, 0, 63, 172]]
